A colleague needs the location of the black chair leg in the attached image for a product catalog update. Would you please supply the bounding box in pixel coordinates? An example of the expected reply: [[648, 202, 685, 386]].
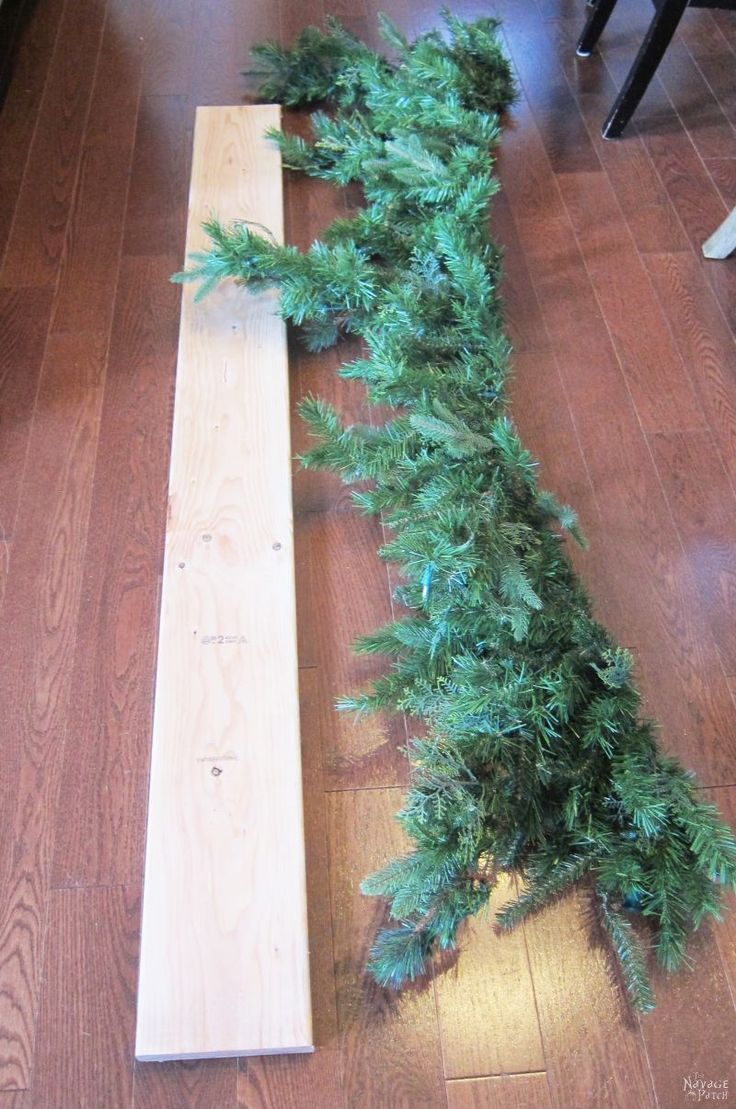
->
[[576, 0, 618, 57], [601, 0, 689, 139]]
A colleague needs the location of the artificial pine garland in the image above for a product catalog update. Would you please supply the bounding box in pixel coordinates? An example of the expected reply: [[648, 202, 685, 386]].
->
[[174, 13, 736, 1011]]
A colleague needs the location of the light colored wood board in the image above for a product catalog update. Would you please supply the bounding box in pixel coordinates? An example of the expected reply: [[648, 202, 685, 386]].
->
[[446, 1073, 551, 1109], [135, 105, 312, 1061], [434, 876, 545, 1079]]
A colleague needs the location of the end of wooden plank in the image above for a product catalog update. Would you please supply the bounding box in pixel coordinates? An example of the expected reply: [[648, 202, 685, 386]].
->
[[136, 1044, 315, 1063]]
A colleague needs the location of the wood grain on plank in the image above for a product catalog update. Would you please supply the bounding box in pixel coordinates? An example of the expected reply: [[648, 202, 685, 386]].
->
[[500, 12, 601, 176], [639, 925, 736, 1109], [1, 0, 736, 1101], [643, 250, 736, 493], [507, 208, 736, 786], [656, 36, 736, 163], [434, 877, 545, 1079], [705, 158, 736, 208], [236, 670, 342, 1099], [327, 788, 446, 1108], [495, 95, 567, 226], [134, 1059, 238, 1109], [539, 13, 689, 255], [50, 255, 180, 891], [238, 667, 343, 1106], [122, 94, 194, 258], [490, 192, 549, 356], [650, 429, 736, 679], [0, 287, 53, 543], [280, 0, 326, 45], [135, 106, 312, 1060], [0, 0, 106, 285], [84, 0, 145, 149], [523, 887, 656, 1107], [446, 1073, 551, 1109], [50, 1, 145, 337], [0, 0, 66, 260], [0, 329, 110, 1091], [509, 347, 625, 635], [30, 887, 139, 1109], [556, 169, 704, 435], [677, 11, 736, 131], [238, 1051, 344, 1109], [0, 1094, 30, 1109], [140, 0, 196, 98], [306, 510, 409, 790], [191, 0, 279, 107], [599, 2, 730, 259], [295, 669, 339, 1046]]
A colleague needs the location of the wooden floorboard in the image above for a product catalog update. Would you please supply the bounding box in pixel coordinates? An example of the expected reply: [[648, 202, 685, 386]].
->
[[0, 0, 107, 286], [30, 886, 139, 1108], [0, 0, 734, 1103], [433, 878, 545, 1080], [49, 255, 180, 891], [0, 0, 66, 262], [445, 1073, 552, 1109]]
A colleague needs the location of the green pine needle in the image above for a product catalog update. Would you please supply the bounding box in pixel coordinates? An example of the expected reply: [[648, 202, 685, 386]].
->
[[178, 13, 736, 1014]]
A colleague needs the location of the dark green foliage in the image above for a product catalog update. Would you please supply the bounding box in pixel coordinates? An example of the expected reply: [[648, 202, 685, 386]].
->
[[173, 12, 736, 1010]]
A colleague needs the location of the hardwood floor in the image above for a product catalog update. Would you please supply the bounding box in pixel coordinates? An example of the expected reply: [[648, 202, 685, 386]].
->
[[0, 0, 734, 1104]]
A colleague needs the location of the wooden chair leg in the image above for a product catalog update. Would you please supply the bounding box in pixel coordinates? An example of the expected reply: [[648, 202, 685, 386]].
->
[[576, 0, 619, 57], [703, 206, 736, 260], [601, 0, 689, 139]]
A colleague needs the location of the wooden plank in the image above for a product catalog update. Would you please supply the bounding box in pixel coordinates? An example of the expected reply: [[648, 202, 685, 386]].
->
[[649, 429, 736, 679], [638, 917, 736, 1109], [0, 0, 66, 262], [0, 328, 112, 1091], [642, 250, 736, 494], [522, 886, 657, 1106], [504, 198, 736, 787], [307, 510, 409, 791], [326, 788, 447, 1107], [134, 1058, 237, 1109], [31, 887, 139, 1108], [237, 668, 343, 1107], [134, 105, 312, 1061], [433, 877, 545, 1080], [122, 94, 194, 258], [446, 1073, 551, 1109], [0, 0, 106, 285], [50, 255, 180, 891]]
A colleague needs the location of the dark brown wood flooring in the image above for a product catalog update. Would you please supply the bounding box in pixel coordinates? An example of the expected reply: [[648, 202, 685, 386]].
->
[[0, 0, 735, 1105]]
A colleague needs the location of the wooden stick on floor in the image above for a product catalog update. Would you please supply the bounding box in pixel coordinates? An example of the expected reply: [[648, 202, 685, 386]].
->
[[135, 105, 313, 1062], [703, 204, 736, 260]]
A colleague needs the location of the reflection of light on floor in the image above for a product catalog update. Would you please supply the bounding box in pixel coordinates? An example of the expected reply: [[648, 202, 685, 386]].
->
[[686, 539, 736, 612]]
